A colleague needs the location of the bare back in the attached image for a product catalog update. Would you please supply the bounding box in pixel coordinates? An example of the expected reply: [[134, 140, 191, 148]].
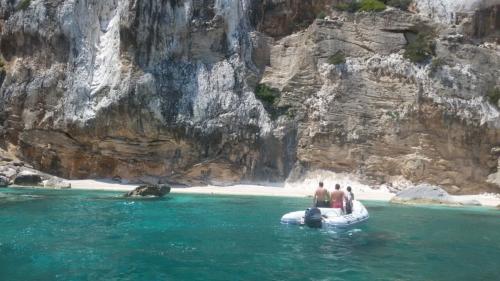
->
[[331, 190, 345, 204], [315, 188, 327, 202]]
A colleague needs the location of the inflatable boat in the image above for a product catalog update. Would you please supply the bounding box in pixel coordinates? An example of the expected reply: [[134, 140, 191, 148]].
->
[[280, 200, 369, 228]]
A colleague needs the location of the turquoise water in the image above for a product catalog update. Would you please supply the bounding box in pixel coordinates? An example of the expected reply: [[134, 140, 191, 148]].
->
[[1, 188, 499, 281]]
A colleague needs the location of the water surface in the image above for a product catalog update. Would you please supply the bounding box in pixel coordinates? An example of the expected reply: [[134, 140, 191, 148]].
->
[[1, 188, 499, 281]]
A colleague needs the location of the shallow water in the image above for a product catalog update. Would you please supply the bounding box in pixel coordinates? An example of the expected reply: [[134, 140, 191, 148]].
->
[[0, 188, 499, 281]]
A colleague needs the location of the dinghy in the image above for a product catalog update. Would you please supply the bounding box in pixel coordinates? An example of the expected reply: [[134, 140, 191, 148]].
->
[[280, 200, 369, 228]]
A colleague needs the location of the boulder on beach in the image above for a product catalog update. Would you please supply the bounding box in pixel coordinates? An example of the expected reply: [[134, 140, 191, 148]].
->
[[43, 177, 71, 189], [13, 171, 43, 186], [0, 166, 17, 180], [390, 184, 456, 205], [456, 199, 482, 206], [125, 184, 171, 197], [0, 175, 8, 187]]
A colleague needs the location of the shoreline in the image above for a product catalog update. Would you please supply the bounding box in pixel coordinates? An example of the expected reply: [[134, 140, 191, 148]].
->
[[67, 180, 393, 200], [65, 179, 500, 207]]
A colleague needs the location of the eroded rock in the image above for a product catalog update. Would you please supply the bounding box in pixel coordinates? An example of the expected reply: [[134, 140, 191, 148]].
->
[[43, 177, 71, 189], [13, 171, 43, 186], [0, 166, 17, 180], [125, 184, 171, 198]]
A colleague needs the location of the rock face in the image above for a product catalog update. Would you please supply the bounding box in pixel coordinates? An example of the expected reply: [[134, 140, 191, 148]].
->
[[125, 184, 171, 197], [414, 0, 500, 41], [1, 148, 70, 188], [0, 1, 500, 194]]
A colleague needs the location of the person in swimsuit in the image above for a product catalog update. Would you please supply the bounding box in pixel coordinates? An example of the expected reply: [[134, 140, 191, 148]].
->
[[313, 181, 329, 207], [345, 186, 354, 214], [330, 184, 346, 211]]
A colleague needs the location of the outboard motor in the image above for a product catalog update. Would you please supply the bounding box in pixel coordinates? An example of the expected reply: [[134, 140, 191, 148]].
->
[[304, 208, 322, 228]]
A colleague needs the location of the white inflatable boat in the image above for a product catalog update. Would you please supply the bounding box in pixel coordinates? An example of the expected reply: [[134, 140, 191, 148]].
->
[[280, 200, 369, 228]]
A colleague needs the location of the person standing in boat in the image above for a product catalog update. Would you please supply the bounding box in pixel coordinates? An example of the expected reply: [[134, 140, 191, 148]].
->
[[330, 184, 346, 211], [345, 186, 354, 214], [313, 181, 330, 207]]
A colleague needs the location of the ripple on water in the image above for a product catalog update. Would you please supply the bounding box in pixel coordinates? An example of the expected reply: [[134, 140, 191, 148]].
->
[[0, 190, 499, 281]]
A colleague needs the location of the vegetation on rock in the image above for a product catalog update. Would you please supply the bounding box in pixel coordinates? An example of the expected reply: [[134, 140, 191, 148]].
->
[[334, 2, 359, 12], [359, 0, 386, 12], [16, 0, 31, 11], [334, 0, 386, 12], [328, 51, 346, 65], [335, 0, 413, 12], [404, 30, 436, 63], [255, 84, 279, 105], [487, 87, 500, 107], [255, 84, 290, 120], [316, 11, 327, 19]]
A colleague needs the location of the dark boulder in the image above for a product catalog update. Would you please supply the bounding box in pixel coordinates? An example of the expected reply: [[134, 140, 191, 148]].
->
[[13, 171, 43, 186], [0, 175, 8, 187], [125, 184, 171, 197]]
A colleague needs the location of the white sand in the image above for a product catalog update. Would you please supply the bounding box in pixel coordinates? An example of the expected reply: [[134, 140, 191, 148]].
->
[[68, 178, 394, 201], [452, 194, 500, 207], [69, 179, 139, 192], [68, 176, 500, 207], [171, 184, 394, 201]]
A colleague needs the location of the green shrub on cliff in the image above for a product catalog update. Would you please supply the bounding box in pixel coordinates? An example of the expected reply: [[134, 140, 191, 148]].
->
[[334, 0, 386, 12], [17, 0, 31, 11], [334, 2, 360, 12], [328, 51, 346, 65], [359, 0, 386, 12], [316, 11, 327, 19], [487, 87, 500, 107], [255, 84, 279, 105], [404, 31, 436, 63], [335, 0, 409, 12]]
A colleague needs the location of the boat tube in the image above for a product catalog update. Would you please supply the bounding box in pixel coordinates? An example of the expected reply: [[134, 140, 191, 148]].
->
[[280, 200, 369, 228]]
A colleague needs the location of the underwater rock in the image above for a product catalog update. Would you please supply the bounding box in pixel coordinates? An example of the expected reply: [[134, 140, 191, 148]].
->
[[13, 171, 43, 186], [125, 184, 171, 198]]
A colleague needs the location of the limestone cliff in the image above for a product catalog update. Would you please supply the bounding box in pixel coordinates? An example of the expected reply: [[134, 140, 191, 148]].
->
[[0, 0, 499, 194]]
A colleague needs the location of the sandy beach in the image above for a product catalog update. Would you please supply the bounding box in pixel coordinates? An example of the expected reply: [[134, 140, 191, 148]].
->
[[68, 178, 500, 207], [69, 180, 392, 199]]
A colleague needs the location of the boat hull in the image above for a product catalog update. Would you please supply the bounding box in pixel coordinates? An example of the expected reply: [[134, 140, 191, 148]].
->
[[280, 200, 369, 228]]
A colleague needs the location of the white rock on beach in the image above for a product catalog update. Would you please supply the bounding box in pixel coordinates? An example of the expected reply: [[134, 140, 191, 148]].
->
[[391, 184, 455, 204]]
